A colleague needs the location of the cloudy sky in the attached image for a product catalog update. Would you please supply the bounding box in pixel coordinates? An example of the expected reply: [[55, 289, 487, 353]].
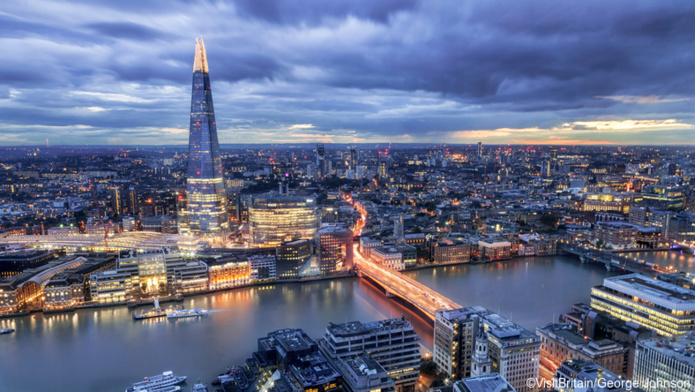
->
[[0, 0, 693, 146]]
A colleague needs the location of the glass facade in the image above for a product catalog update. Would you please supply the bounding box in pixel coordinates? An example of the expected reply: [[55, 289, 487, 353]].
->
[[316, 227, 354, 274], [185, 37, 229, 237], [249, 196, 320, 247]]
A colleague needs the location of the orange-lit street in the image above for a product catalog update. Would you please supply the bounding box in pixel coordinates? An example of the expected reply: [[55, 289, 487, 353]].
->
[[346, 192, 461, 321], [354, 244, 461, 321]]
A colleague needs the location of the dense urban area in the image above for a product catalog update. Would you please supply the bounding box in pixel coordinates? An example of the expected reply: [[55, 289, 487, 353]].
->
[[1, 142, 695, 392]]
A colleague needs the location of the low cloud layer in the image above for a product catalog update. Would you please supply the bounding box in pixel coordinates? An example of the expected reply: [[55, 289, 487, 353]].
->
[[0, 0, 693, 145]]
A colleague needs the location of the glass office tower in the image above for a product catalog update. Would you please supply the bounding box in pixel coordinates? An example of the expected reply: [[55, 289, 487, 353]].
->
[[185, 37, 229, 238]]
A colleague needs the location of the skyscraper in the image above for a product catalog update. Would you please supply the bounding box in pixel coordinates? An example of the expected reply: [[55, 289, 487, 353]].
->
[[185, 37, 229, 238], [316, 144, 326, 178]]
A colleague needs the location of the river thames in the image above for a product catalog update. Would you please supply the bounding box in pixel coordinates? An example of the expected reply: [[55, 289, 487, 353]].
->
[[0, 252, 691, 392]]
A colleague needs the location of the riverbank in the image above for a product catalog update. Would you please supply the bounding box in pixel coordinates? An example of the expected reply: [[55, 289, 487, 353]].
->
[[0, 270, 357, 319]]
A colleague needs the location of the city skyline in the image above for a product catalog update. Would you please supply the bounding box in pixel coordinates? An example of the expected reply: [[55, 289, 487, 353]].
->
[[0, 0, 693, 146]]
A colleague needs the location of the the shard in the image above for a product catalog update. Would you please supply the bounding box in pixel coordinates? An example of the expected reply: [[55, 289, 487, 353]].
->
[[185, 37, 229, 238]]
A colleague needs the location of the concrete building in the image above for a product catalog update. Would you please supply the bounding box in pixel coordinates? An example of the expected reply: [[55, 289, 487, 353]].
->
[[249, 255, 276, 282], [319, 317, 420, 392], [554, 359, 631, 392], [536, 323, 628, 378], [430, 238, 471, 264], [371, 246, 405, 271], [481, 313, 541, 392], [634, 333, 695, 392], [434, 307, 487, 380], [335, 355, 396, 392]]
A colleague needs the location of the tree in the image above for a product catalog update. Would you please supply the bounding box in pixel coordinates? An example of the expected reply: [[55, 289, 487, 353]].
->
[[420, 360, 438, 376], [540, 213, 558, 227]]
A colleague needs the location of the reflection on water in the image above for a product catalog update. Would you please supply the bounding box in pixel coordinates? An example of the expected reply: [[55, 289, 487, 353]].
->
[[620, 250, 695, 274], [1, 254, 681, 392]]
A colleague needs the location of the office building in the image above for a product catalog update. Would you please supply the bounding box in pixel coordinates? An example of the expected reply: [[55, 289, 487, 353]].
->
[[316, 144, 327, 179], [335, 355, 395, 392], [633, 333, 695, 392], [89, 269, 136, 304], [536, 323, 628, 378], [371, 246, 405, 270], [320, 317, 420, 392], [249, 255, 276, 281], [434, 307, 486, 380], [184, 37, 229, 238], [276, 239, 313, 280], [349, 148, 358, 171], [590, 274, 695, 337], [111, 186, 122, 215], [249, 196, 320, 247], [554, 359, 629, 392], [316, 227, 354, 274], [481, 313, 540, 392], [434, 308, 540, 392], [430, 238, 471, 264]]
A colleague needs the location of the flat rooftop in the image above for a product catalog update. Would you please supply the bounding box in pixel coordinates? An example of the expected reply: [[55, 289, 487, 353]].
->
[[455, 373, 515, 392], [602, 273, 695, 305], [327, 317, 413, 337], [638, 334, 695, 368]]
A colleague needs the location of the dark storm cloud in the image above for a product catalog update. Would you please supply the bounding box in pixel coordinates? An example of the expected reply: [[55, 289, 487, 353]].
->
[[233, 0, 418, 25], [86, 22, 170, 41], [0, 0, 693, 145]]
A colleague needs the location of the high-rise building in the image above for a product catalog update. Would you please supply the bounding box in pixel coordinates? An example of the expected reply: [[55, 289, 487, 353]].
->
[[477, 141, 482, 157], [316, 144, 327, 179], [315, 227, 354, 274], [111, 186, 122, 215], [378, 152, 388, 180], [126, 187, 138, 216], [633, 333, 695, 392], [481, 313, 540, 392], [434, 307, 484, 380], [248, 196, 320, 247], [184, 37, 229, 239], [434, 307, 540, 392], [319, 317, 421, 392], [349, 148, 358, 171]]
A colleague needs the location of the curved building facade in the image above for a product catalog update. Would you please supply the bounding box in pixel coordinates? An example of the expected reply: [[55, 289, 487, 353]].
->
[[249, 196, 320, 247]]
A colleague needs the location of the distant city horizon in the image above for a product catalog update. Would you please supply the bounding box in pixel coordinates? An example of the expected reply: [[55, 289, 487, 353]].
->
[[2, 142, 695, 149]]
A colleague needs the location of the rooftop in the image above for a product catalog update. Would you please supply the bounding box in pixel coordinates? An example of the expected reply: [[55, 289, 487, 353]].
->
[[601, 273, 695, 308], [638, 333, 695, 368], [454, 373, 515, 392], [327, 317, 414, 337]]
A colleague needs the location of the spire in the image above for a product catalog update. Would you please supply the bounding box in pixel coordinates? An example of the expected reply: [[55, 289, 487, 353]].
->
[[193, 36, 209, 73]]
